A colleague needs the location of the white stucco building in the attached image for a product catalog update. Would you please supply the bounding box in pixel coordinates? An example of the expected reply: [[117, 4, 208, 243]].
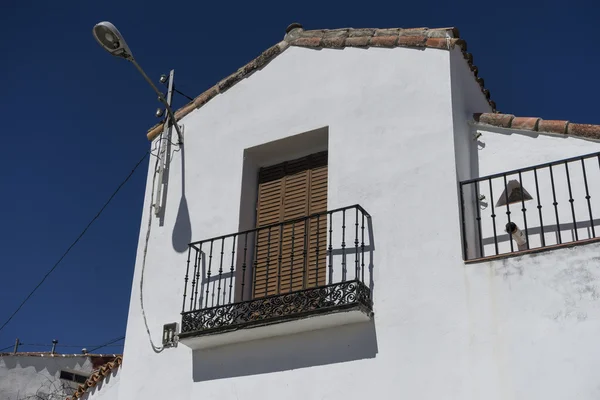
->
[[90, 23, 600, 400], [0, 351, 119, 400]]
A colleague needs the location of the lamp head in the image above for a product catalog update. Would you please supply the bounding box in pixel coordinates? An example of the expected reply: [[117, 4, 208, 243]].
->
[[93, 21, 134, 60]]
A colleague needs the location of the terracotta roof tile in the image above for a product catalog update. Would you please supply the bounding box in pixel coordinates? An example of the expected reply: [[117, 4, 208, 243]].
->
[[146, 23, 493, 141], [538, 119, 568, 134], [397, 35, 427, 47], [374, 28, 400, 36], [293, 36, 323, 47], [344, 36, 370, 47], [348, 28, 375, 37], [567, 123, 600, 139], [473, 113, 600, 141], [321, 35, 346, 48], [511, 117, 540, 131], [193, 86, 218, 108], [477, 113, 514, 128], [425, 37, 448, 49], [370, 35, 398, 47], [66, 355, 122, 400]]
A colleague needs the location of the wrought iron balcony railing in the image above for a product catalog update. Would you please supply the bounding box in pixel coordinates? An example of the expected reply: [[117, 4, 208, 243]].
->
[[180, 205, 373, 337], [460, 151, 600, 261]]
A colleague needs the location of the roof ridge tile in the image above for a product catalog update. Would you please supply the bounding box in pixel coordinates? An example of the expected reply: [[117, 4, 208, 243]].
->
[[146, 24, 494, 141], [474, 112, 600, 140]]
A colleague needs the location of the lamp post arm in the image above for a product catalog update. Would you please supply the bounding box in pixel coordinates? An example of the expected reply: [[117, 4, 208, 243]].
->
[[130, 59, 184, 144]]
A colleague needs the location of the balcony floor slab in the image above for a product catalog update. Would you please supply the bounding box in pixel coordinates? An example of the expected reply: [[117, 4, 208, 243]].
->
[[180, 304, 372, 350]]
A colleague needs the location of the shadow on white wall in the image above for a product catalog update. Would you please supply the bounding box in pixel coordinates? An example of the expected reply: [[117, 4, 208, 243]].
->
[[3, 357, 67, 376], [171, 145, 191, 253], [192, 320, 378, 381]]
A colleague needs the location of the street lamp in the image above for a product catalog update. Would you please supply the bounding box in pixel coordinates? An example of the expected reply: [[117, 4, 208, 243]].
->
[[92, 21, 183, 144]]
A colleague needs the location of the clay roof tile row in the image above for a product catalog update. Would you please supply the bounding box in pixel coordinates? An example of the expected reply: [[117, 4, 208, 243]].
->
[[146, 23, 493, 141], [66, 355, 122, 400], [144, 23, 600, 145], [474, 113, 600, 140]]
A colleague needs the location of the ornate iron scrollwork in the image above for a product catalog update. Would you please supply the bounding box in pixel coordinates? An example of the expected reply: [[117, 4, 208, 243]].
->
[[181, 280, 371, 335]]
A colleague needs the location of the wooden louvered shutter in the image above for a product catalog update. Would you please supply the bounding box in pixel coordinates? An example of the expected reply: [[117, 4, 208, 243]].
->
[[253, 151, 328, 299], [304, 152, 327, 290]]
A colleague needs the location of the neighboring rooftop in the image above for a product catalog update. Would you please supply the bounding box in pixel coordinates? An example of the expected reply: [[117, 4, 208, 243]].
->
[[0, 352, 119, 357], [1, 352, 122, 373], [473, 113, 600, 141], [147, 23, 493, 140]]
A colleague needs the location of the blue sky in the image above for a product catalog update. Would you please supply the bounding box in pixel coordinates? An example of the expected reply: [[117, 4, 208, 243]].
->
[[1, 0, 598, 354]]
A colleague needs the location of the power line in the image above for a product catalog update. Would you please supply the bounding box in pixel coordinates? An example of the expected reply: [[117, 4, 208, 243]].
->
[[0, 335, 126, 353], [139, 147, 164, 353], [174, 88, 194, 101], [20, 343, 125, 348], [0, 152, 150, 334], [88, 336, 125, 353]]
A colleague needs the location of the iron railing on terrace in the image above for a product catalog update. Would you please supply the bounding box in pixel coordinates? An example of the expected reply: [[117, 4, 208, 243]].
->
[[180, 204, 373, 336], [460, 151, 600, 261]]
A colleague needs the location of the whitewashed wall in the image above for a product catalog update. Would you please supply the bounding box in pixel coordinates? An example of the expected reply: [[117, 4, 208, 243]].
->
[[463, 242, 600, 399], [119, 41, 600, 400], [0, 355, 93, 400], [449, 48, 493, 260], [461, 128, 600, 398], [467, 126, 600, 258], [120, 44, 461, 400]]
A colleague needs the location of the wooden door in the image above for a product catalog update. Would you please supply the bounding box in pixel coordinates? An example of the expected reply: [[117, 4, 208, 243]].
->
[[253, 151, 328, 298]]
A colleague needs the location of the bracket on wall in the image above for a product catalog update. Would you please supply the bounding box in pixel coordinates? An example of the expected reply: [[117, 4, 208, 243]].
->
[[162, 322, 179, 348], [153, 70, 186, 218], [153, 70, 176, 217]]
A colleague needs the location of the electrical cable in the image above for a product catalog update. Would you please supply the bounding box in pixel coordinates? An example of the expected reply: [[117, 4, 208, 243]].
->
[[150, 131, 178, 161], [20, 343, 125, 348], [139, 143, 165, 353], [87, 336, 125, 353], [174, 87, 194, 101], [1, 336, 125, 353], [0, 152, 150, 334]]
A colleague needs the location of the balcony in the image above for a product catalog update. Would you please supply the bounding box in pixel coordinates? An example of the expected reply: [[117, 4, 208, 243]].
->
[[460, 151, 600, 262], [179, 205, 373, 349]]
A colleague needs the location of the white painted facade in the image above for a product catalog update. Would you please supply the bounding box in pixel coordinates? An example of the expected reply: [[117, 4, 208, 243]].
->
[[115, 43, 600, 400], [0, 354, 96, 400]]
